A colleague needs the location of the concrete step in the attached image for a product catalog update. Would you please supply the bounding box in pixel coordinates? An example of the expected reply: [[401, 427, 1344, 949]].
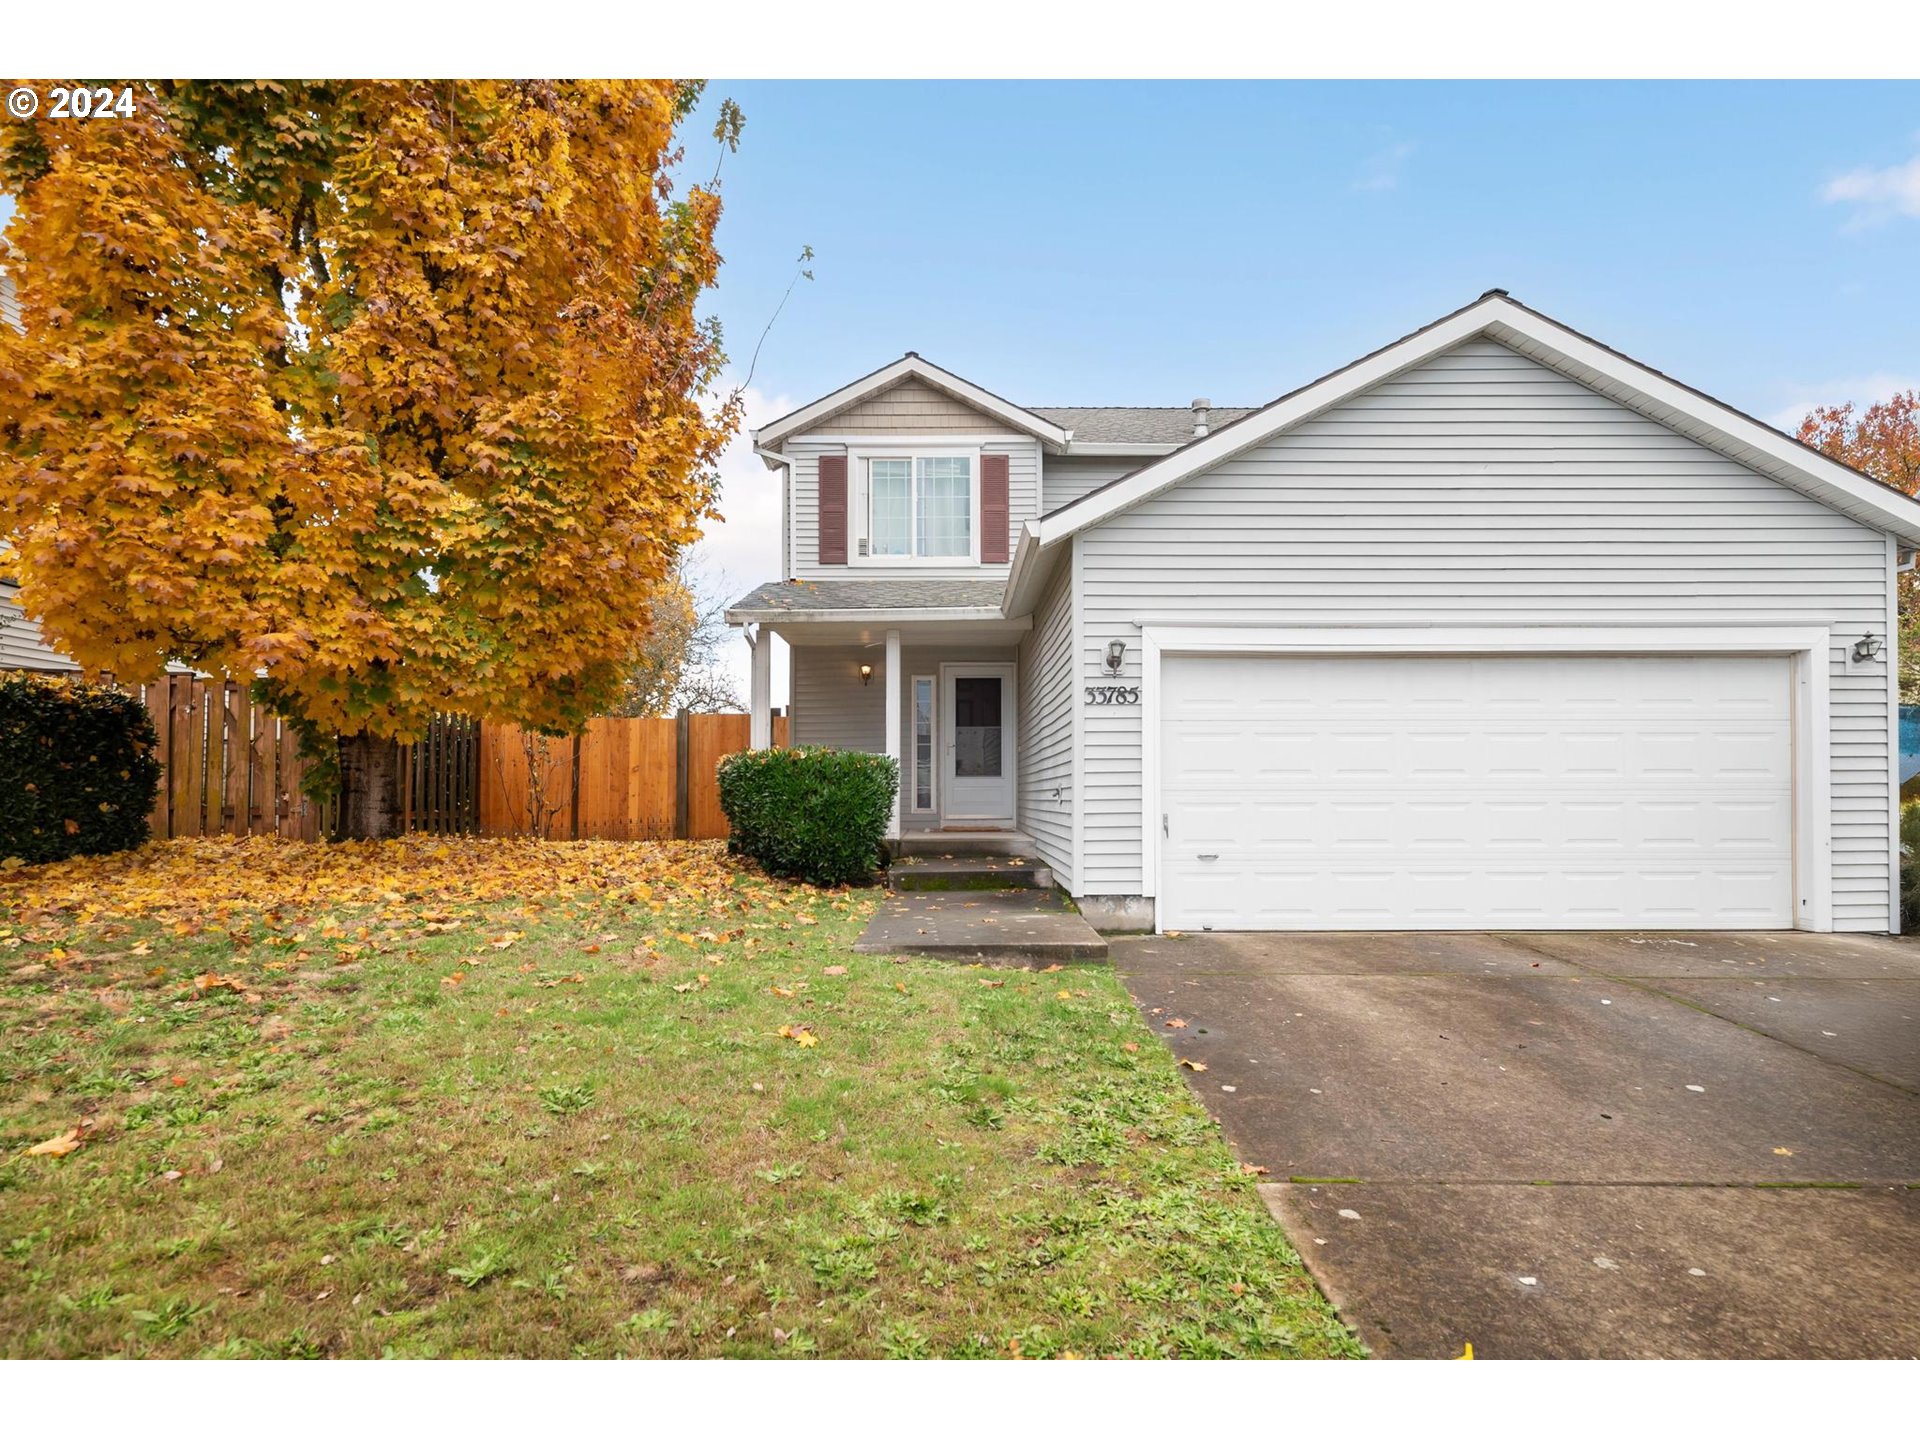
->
[[889, 854, 1053, 892], [889, 830, 1038, 859], [853, 889, 1109, 966]]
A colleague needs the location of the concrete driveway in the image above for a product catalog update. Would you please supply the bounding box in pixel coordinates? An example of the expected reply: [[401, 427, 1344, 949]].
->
[[1113, 930, 1920, 1358]]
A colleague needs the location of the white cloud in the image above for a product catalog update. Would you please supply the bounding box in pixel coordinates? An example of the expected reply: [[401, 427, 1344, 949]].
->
[[689, 382, 795, 708], [1765, 373, 1920, 433], [1820, 147, 1920, 226], [1354, 140, 1415, 193]]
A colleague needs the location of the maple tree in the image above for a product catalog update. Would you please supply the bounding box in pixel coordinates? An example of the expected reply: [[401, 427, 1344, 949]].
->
[[0, 81, 742, 836], [1799, 391, 1920, 700]]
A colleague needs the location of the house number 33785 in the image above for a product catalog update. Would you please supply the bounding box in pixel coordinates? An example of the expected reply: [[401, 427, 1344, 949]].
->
[[1084, 685, 1141, 706]]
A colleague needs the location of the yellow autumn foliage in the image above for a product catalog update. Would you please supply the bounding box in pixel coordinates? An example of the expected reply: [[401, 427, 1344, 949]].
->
[[0, 80, 739, 742]]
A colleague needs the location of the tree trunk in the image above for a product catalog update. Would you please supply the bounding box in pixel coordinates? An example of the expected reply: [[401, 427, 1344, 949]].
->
[[335, 731, 404, 840]]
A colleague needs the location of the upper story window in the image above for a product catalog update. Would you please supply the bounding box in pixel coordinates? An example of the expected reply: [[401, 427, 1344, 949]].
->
[[859, 451, 974, 563]]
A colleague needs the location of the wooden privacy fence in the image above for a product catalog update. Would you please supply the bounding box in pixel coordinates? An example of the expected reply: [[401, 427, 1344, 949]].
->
[[11, 667, 777, 843], [479, 712, 790, 840], [138, 675, 336, 840]]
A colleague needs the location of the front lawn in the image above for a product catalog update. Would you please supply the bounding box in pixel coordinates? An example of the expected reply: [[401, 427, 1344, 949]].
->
[[0, 837, 1358, 1359]]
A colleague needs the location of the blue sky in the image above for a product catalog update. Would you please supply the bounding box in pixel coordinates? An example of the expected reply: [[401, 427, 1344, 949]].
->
[[685, 81, 1920, 697], [694, 81, 1919, 421]]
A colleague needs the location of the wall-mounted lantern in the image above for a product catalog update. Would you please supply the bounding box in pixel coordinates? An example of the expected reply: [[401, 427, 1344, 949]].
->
[[859, 662, 873, 686], [1104, 639, 1127, 675], [1852, 634, 1884, 663]]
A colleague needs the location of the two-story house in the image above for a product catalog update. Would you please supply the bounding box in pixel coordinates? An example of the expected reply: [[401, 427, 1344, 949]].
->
[[728, 291, 1920, 936]]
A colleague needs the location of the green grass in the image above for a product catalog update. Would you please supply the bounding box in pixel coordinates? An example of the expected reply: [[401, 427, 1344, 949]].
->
[[0, 836, 1358, 1359]]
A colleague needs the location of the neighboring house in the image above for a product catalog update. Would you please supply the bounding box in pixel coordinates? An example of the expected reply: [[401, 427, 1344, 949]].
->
[[1, 581, 83, 671], [728, 291, 1920, 935]]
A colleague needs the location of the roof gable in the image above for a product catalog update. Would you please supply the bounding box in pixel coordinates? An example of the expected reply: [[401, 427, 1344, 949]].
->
[[755, 354, 1070, 450], [1005, 292, 1920, 613]]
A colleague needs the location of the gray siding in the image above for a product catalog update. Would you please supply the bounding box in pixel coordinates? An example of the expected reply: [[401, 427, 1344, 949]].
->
[[1076, 337, 1895, 931], [784, 422, 1043, 582], [1, 585, 79, 671], [1041, 453, 1150, 515], [1017, 559, 1074, 884]]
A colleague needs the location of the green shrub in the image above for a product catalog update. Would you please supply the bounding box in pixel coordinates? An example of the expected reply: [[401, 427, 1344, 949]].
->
[[716, 746, 897, 887], [1, 673, 162, 866]]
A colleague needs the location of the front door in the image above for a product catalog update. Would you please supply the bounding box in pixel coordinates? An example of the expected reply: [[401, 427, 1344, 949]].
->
[[940, 665, 1015, 825]]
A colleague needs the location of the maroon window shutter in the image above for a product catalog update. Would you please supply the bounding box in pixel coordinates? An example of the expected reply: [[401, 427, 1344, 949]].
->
[[980, 453, 1010, 564], [817, 454, 848, 565]]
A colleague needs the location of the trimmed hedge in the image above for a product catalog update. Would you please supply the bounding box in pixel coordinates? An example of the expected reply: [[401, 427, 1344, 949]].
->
[[1, 673, 162, 866], [717, 745, 897, 888]]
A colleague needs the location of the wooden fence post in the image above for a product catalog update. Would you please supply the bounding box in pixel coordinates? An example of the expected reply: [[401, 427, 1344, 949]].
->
[[569, 732, 583, 841], [683, 710, 698, 844]]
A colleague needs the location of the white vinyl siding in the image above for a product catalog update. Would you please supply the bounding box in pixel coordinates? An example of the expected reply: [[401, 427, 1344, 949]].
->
[[1017, 558, 1075, 886], [785, 435, 1041, 581], [791, 647, 886, 753], [789, 643, 1019, 833], [1041, 453, 1152, 515], [1076, 337, 1894, 931], [1, 586, 79, 671]]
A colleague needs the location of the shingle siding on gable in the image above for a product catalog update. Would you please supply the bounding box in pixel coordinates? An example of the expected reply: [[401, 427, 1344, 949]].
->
[[1074, 337, 1894, 931], [825, 377, 999, 434]]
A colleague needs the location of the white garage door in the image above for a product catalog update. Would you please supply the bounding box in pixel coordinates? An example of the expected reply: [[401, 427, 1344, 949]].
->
[[1159, 654, 1794, 931]]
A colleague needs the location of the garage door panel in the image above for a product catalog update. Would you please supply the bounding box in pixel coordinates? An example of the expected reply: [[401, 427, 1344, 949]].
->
[[1160, 654, 1794, 931]]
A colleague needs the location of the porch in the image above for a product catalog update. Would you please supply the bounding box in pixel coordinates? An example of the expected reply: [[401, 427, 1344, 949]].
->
[[727, 580, 1031, 840]]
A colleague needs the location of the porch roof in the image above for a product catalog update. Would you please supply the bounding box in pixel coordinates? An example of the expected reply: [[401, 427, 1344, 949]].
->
[[725, 578, 1005, 624]]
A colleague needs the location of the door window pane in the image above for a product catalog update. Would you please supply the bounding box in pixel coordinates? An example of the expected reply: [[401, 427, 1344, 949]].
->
[[952, 676, 1002, 778], [869, 458, 911, 556], [915, 456, 971, 557], [913, 677, 934, 810]]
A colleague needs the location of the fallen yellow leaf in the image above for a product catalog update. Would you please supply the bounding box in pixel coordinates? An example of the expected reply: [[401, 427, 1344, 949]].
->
[[1179, 1058, 1208, 1072], [26, 1127, 83, 1158]]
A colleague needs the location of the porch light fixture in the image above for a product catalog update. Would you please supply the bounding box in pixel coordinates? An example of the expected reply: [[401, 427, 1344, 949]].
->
[[859, 662, 873, 686], [1104, 639, 1127, 675], [1852, 633, 1883, 663]]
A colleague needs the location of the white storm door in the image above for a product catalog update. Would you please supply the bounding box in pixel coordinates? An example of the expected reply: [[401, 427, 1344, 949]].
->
[[941, 665, 1015, 823], [1158, 653, 1794, 932]]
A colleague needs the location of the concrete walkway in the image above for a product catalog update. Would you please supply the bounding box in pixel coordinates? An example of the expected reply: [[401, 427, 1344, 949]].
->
[[854, 889, 1108, 965], [1114, 929, 1920, 1358]]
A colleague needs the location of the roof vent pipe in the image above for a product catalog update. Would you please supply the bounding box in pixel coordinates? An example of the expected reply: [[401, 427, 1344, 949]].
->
[[1191, 398, 1211, 438]]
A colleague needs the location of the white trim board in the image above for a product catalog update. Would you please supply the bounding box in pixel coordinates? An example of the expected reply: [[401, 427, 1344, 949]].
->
[[1136, 624, 1835, 935]]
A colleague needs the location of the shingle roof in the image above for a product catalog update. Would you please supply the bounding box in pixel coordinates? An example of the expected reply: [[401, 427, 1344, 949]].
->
[[726, 578, 1004, 619], [1028, 406, 1255, 445]]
